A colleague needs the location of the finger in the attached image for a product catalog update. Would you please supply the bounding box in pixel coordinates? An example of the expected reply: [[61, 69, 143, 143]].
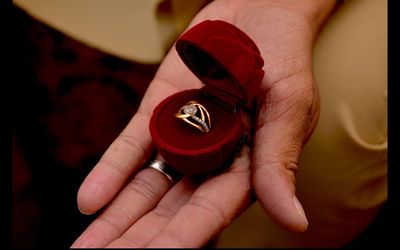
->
[[77, 47, 202, 215], [76, 110, 154, 215], [252, 72, 319, 233], [146, 145, 252, 248], [106, 177, 197, 248], [72, 158, 175, 248]]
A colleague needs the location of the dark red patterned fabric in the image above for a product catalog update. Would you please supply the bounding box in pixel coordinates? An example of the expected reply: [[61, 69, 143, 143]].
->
[[13, 6, 158, 248]]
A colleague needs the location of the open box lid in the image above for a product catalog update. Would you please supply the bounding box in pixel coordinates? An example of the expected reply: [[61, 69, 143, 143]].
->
[[175, 20, 264, 111]]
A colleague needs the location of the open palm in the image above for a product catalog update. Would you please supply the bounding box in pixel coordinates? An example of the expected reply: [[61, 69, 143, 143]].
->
[[72, 0, 337, 247]]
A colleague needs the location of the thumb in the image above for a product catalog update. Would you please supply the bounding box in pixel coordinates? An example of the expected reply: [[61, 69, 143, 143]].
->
[[251, 72, 319, 233]]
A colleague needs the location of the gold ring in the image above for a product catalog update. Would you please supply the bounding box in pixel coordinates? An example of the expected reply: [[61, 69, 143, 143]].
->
[[175, 100, 211, 134]]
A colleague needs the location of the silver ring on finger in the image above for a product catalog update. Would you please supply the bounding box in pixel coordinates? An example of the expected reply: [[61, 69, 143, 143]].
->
[[148, 159, 181, 184]]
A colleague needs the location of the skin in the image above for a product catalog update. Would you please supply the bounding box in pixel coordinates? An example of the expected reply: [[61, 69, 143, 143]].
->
[[72, 0, 338, 248]]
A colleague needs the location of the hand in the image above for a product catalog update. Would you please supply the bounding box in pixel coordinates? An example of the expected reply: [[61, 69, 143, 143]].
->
[[72, 0, 337, 247]]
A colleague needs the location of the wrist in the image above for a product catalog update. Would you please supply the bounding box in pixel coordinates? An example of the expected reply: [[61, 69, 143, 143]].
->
[[234, 0, 338, 40], [298, 0, 338, 36]]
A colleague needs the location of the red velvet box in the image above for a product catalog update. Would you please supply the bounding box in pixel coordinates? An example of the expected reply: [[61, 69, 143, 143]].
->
[[149, 20, 264, 175]]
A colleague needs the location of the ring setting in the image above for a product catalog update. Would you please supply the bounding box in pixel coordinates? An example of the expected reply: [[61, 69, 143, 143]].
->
[[175, 101, 211, 134]]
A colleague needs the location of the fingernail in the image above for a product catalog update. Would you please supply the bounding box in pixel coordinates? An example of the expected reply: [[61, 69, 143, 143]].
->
[[293, 196, 308, 229], [78, 206, 93, 215]]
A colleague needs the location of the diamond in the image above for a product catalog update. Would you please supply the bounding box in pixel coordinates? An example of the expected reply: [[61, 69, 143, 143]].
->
[[183, 105, 197, 116]]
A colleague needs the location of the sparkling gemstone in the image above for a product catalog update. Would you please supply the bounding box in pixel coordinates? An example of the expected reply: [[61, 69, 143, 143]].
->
[[183, 105, 197, 116]]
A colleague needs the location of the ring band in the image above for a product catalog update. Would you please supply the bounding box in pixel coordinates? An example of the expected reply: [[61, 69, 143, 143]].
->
[[149, 160, 181, 183], [175, 100, 211, 134]]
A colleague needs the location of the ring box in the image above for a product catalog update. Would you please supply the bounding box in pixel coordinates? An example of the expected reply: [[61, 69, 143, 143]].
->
[[149, 20, 264, 175]]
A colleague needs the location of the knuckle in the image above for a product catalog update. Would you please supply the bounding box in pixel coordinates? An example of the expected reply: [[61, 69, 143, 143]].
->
[[187, 194, 228, 227], [284, 160, 299, 176], [117, 133, 145, 156], [98, 157, 126, 177], [283, 160, 298, 188], [254, 158, 298, 189], [153, 204, 177, 219], [125, 175, 159, 202], [98, 133, 146, 177], [157, 229, 187, 248], [96, 216, 124, 236], [118, 235, 143, 248]]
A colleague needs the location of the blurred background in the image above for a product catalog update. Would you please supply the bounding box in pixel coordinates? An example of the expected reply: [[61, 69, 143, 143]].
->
[[11, 0, 396, 248], [12, 4, 159, 247]]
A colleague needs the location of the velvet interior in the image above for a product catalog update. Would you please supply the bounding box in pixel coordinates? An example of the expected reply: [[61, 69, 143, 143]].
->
[[175, 20, 265, 108], [153, 89, 241, 151], [179, 44, 243, 109]]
